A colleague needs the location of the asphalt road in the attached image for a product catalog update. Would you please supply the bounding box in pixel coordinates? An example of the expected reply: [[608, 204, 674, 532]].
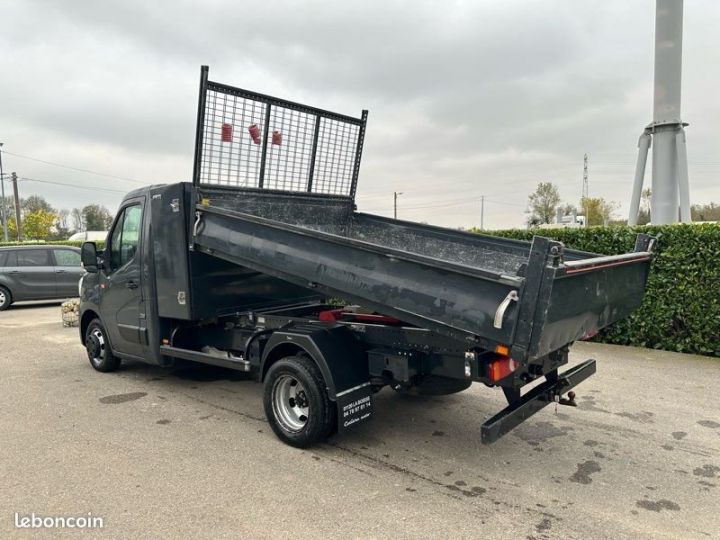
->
[[1, 304, 718, 539]]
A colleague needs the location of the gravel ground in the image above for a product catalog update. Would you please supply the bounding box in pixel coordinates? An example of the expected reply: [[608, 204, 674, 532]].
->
[[1, 303, 718, 539]]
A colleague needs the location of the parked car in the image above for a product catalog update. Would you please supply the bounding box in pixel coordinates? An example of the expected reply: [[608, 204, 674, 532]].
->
[[0, 245, 84, 310]]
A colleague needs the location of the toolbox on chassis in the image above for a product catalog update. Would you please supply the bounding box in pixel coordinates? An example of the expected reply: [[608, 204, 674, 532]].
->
[[79, 66, 655, 447]]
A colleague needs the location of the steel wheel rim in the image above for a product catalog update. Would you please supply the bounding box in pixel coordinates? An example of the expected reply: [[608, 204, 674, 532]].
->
[[90, 328, 106, 365], [272, 375, 309, 433]]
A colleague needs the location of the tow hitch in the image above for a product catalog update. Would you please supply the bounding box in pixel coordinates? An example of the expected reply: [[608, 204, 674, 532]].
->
[[480, 359, 596, 444]]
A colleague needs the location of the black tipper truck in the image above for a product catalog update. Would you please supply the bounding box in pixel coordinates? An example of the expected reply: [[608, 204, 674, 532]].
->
[[79, 66, 655, 448]]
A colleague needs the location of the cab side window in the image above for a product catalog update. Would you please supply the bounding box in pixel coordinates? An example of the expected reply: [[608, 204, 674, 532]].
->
[[108, 205, 142, 272]]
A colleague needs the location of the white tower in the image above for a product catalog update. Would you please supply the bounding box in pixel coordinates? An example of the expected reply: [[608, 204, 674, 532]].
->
[[629, 0, 690, 225]]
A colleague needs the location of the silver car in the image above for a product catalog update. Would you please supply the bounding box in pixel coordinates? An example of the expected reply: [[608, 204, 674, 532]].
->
[[0, 246, 84, 310]]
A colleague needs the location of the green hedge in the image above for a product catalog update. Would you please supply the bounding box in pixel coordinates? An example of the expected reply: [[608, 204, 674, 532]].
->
[[480, 223, 720, 357]]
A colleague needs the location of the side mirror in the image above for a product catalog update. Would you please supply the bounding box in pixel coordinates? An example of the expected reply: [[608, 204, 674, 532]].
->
[[81, 242, 100, 273]]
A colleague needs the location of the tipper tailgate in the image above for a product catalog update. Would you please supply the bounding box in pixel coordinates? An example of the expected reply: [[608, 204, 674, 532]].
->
[[523, 236, 655, 361]]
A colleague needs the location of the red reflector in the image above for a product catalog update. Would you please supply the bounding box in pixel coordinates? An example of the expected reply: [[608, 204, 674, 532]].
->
[[487, 355, 519, 382], [248, 124, 261, 144], [318, 309, 343, 322], [221, 123, 233, 142], [318, 309, 403, 325]]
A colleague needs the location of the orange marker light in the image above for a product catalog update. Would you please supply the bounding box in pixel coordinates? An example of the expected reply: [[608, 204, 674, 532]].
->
[[495, 344, 510, 356]]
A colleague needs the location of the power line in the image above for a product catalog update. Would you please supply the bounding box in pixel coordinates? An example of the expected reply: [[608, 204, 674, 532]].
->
[[19, 177, 127, 194], [1, 149, 149, 185], [361, 196, 525, 213]]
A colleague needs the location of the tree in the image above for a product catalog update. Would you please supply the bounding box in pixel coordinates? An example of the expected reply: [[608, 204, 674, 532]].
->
[[51, 208, 75, 240], [691, 202, 720, 222], [581, 197, 617, 226], [71, 208, 85, 232], [22, 210, 57, 240], [82, 204, 113, 231], [636, 188, 652, 225], [22, 195, 54, 216], [527, 182, 561, 225], [561, 203, 578, 217]]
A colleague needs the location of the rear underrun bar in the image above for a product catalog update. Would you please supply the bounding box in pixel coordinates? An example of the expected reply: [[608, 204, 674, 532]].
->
[[480, 359, 597, 444]]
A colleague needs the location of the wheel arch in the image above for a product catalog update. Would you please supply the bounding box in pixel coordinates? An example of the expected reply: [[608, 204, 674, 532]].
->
[[259, 326, 369, 401], [0, 282, 12, 304], [80, 309, 101, 344]]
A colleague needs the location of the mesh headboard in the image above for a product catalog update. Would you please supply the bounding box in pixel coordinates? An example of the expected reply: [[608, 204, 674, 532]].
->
[[192, 66, 368, 200]]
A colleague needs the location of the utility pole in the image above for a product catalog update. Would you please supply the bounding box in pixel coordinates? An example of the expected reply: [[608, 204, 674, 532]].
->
[[629, 0, 690, 225], [393, 191, 403, 220], [0, 142, 7, 241], [11, 172, 22, 241], [480, 195, 485, 229], [582, 153, 589, 227]]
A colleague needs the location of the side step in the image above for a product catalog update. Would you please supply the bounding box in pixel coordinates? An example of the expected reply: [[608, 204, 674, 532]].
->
[[480, 359, 596, 444], [160, 345, 251, 372]]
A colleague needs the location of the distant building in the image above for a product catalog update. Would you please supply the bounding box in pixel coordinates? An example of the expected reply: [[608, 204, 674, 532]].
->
[[68, 231, 107, 242], [537, 208, 586, 229]]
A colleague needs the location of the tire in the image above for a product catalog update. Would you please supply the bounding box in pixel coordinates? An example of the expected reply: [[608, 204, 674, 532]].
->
[[0, 286, 11, 311], [263, 355, 336, 448], [85, 319, 121, 372]]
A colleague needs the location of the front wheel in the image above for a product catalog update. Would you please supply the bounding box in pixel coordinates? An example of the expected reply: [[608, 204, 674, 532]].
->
[[263, 356, 335, 448], [85, 319, 121, 372]]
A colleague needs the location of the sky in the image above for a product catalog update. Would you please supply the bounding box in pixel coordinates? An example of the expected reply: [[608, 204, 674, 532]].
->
[[1, 0, 719, 230]]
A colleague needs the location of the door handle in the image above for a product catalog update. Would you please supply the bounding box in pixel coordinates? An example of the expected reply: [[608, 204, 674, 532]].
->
[[126, 280, 139, 290], [55, 270, 67, 274]]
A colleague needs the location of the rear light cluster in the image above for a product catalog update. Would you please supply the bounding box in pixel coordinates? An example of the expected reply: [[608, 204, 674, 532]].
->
[[487, 354, 519, 382]]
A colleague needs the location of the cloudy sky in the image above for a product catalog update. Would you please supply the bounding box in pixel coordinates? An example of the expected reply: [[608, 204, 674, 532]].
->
[[1, 0, 718, 229]]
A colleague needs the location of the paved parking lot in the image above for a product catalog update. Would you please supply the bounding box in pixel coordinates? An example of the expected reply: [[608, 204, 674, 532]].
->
[[1, 304, 718, 539]]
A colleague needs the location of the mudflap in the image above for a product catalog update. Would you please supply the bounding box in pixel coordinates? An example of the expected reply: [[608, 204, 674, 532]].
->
[[481, 359, 596, 444], [336, 384, 373, 433]]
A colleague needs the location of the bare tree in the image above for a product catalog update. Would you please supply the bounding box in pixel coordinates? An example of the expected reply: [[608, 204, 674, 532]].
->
[[71, 208, 85, 232], [527, 182, 561, 225]]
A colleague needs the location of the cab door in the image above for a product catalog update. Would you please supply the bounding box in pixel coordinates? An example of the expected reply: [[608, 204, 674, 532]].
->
[[100, 200, 145, 358]]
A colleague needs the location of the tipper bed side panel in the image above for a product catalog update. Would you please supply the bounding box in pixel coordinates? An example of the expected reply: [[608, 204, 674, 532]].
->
[[193, 207, 522, 346]]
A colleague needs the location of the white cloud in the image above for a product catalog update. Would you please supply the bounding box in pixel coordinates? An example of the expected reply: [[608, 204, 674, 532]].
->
[[1, 0, 718, 229]]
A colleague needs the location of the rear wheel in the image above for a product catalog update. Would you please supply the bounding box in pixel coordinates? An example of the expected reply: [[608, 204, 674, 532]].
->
[[263, 355, 335, 448], [0, 286, 12, 311], [85, 319, 121, 372]]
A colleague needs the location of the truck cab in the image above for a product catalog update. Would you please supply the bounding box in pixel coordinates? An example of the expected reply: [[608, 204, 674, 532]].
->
[[80, 189, 149, 363]]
